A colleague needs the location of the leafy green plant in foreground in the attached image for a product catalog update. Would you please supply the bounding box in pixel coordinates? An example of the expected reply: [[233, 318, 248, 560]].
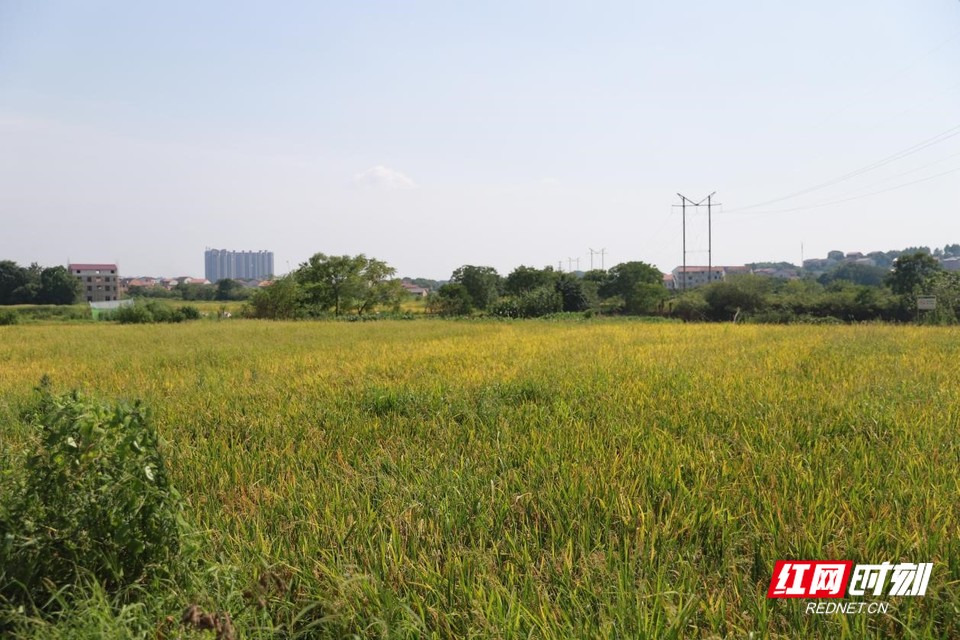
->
[[0, 382, 187, 617]]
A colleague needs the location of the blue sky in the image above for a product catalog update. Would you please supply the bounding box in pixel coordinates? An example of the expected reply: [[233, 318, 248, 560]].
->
[[1, 1, 958, 278]]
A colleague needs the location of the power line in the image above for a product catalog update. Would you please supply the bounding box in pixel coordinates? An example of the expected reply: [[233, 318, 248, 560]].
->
[[722, 25, 960, 216], [729, 148, 960, 216], [722, 164, 960, 216], [725, 123, 960, 213], [845, 148, 960, 192], [719, 147, 960, 219]]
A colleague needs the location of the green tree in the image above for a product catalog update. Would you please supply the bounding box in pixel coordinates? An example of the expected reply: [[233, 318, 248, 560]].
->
[[246, 275, 302, 319], [0, 261, 30, 305], [700, 277, 770, 321], [582, 269, 607, 284], [504, 266, 558, 296], [355, 275, 405, 316], [450, 265, 502, 311], [36, 266, 81, 305], [176, 282, 216, 301], [579, 270, 606, 309], [428, 283, 473, 316], [598, 262, 661, 297], [296, 253, 397, 316], [555, 273, 590, 312], [598, 261, 665, 314], [215, 278, 247, 301], [669, 290, 709, 321], [702, 281, 765, 321], [920, 271, 960, 324], [492, 286, 562, 318], [887, 252, 942, 295], [817, 262, 888, 287]]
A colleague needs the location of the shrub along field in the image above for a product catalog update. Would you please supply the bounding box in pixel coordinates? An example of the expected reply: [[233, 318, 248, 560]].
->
[[0, 320, 958, 638]]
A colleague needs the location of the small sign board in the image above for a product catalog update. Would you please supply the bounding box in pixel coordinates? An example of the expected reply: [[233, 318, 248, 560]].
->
[[917, 296, 937, 311]]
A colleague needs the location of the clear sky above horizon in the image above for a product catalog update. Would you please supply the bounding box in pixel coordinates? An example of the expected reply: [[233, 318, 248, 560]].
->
[[2, 1, 958, 279]]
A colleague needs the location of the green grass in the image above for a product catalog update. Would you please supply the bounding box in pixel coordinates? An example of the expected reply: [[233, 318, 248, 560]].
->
[[1, 320, 958, 638], [5, 304, 93, 323]]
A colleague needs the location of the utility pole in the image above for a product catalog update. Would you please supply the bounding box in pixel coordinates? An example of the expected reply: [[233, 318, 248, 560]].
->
[[599, 248, 606, 270], [707, 193, 713, 281], [558, 260, 563, 272], [680, 196, 687, 291], [589, 248, 597, 270]]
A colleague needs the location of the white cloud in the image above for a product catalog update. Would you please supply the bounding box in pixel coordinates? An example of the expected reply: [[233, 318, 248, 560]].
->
[[354, 165, 417, 190]]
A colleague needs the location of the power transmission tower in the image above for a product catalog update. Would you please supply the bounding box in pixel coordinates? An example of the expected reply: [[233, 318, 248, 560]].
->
[[589, 248, 598, 270], [674, 193, 720, 291]]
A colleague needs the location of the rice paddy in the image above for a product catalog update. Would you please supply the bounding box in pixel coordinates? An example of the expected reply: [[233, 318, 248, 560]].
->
[[1, 319, 958, 638]]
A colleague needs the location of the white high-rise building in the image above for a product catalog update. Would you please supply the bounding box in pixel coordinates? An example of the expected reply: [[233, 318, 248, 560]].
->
[[204, 249, 274, 282]]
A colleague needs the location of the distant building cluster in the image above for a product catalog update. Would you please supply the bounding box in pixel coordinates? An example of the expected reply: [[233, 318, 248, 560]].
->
[[69, 263, 120, 303], [803, 249, 960, 274], [662, 265, 786, 290], [123, 276, 210, 292], [119, 275, 273, 295], [802, 251, 877, 271], [204, 249, 274, 282]]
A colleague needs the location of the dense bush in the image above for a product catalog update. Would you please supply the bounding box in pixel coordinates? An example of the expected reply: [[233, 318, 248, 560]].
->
[[244, 276, 302, 320], [427, 284, 474, 316], [702, 278, 768, 321], [555, 275, 590, 312], [491, 286, 562, 318], [111, 300, 201, 324], [665, 276, 926, 324], [0, 383, 186, 614], [0, 309, 19, 326], [6, 305, 91, 323], [668, 291, 709, 321], [176, 305, 202, 320], [112, 303, 154, 324]]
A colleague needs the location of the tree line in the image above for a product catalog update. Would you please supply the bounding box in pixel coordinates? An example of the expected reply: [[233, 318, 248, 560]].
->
[[4, 246, 958, 324], [0, 261, 81, 306], [243, 253, 688, 319], [246, 250, 960, 324], [671, 252, 959, 323], [128, 278, 252, 302]]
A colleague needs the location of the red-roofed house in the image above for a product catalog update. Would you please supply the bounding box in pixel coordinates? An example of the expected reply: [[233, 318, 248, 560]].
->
[[69, 263, 120, 303], [401, 282, 429, 297]]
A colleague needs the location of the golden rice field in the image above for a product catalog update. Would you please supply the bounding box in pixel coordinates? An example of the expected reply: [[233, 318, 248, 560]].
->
[[1, 319, 959, 638]]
